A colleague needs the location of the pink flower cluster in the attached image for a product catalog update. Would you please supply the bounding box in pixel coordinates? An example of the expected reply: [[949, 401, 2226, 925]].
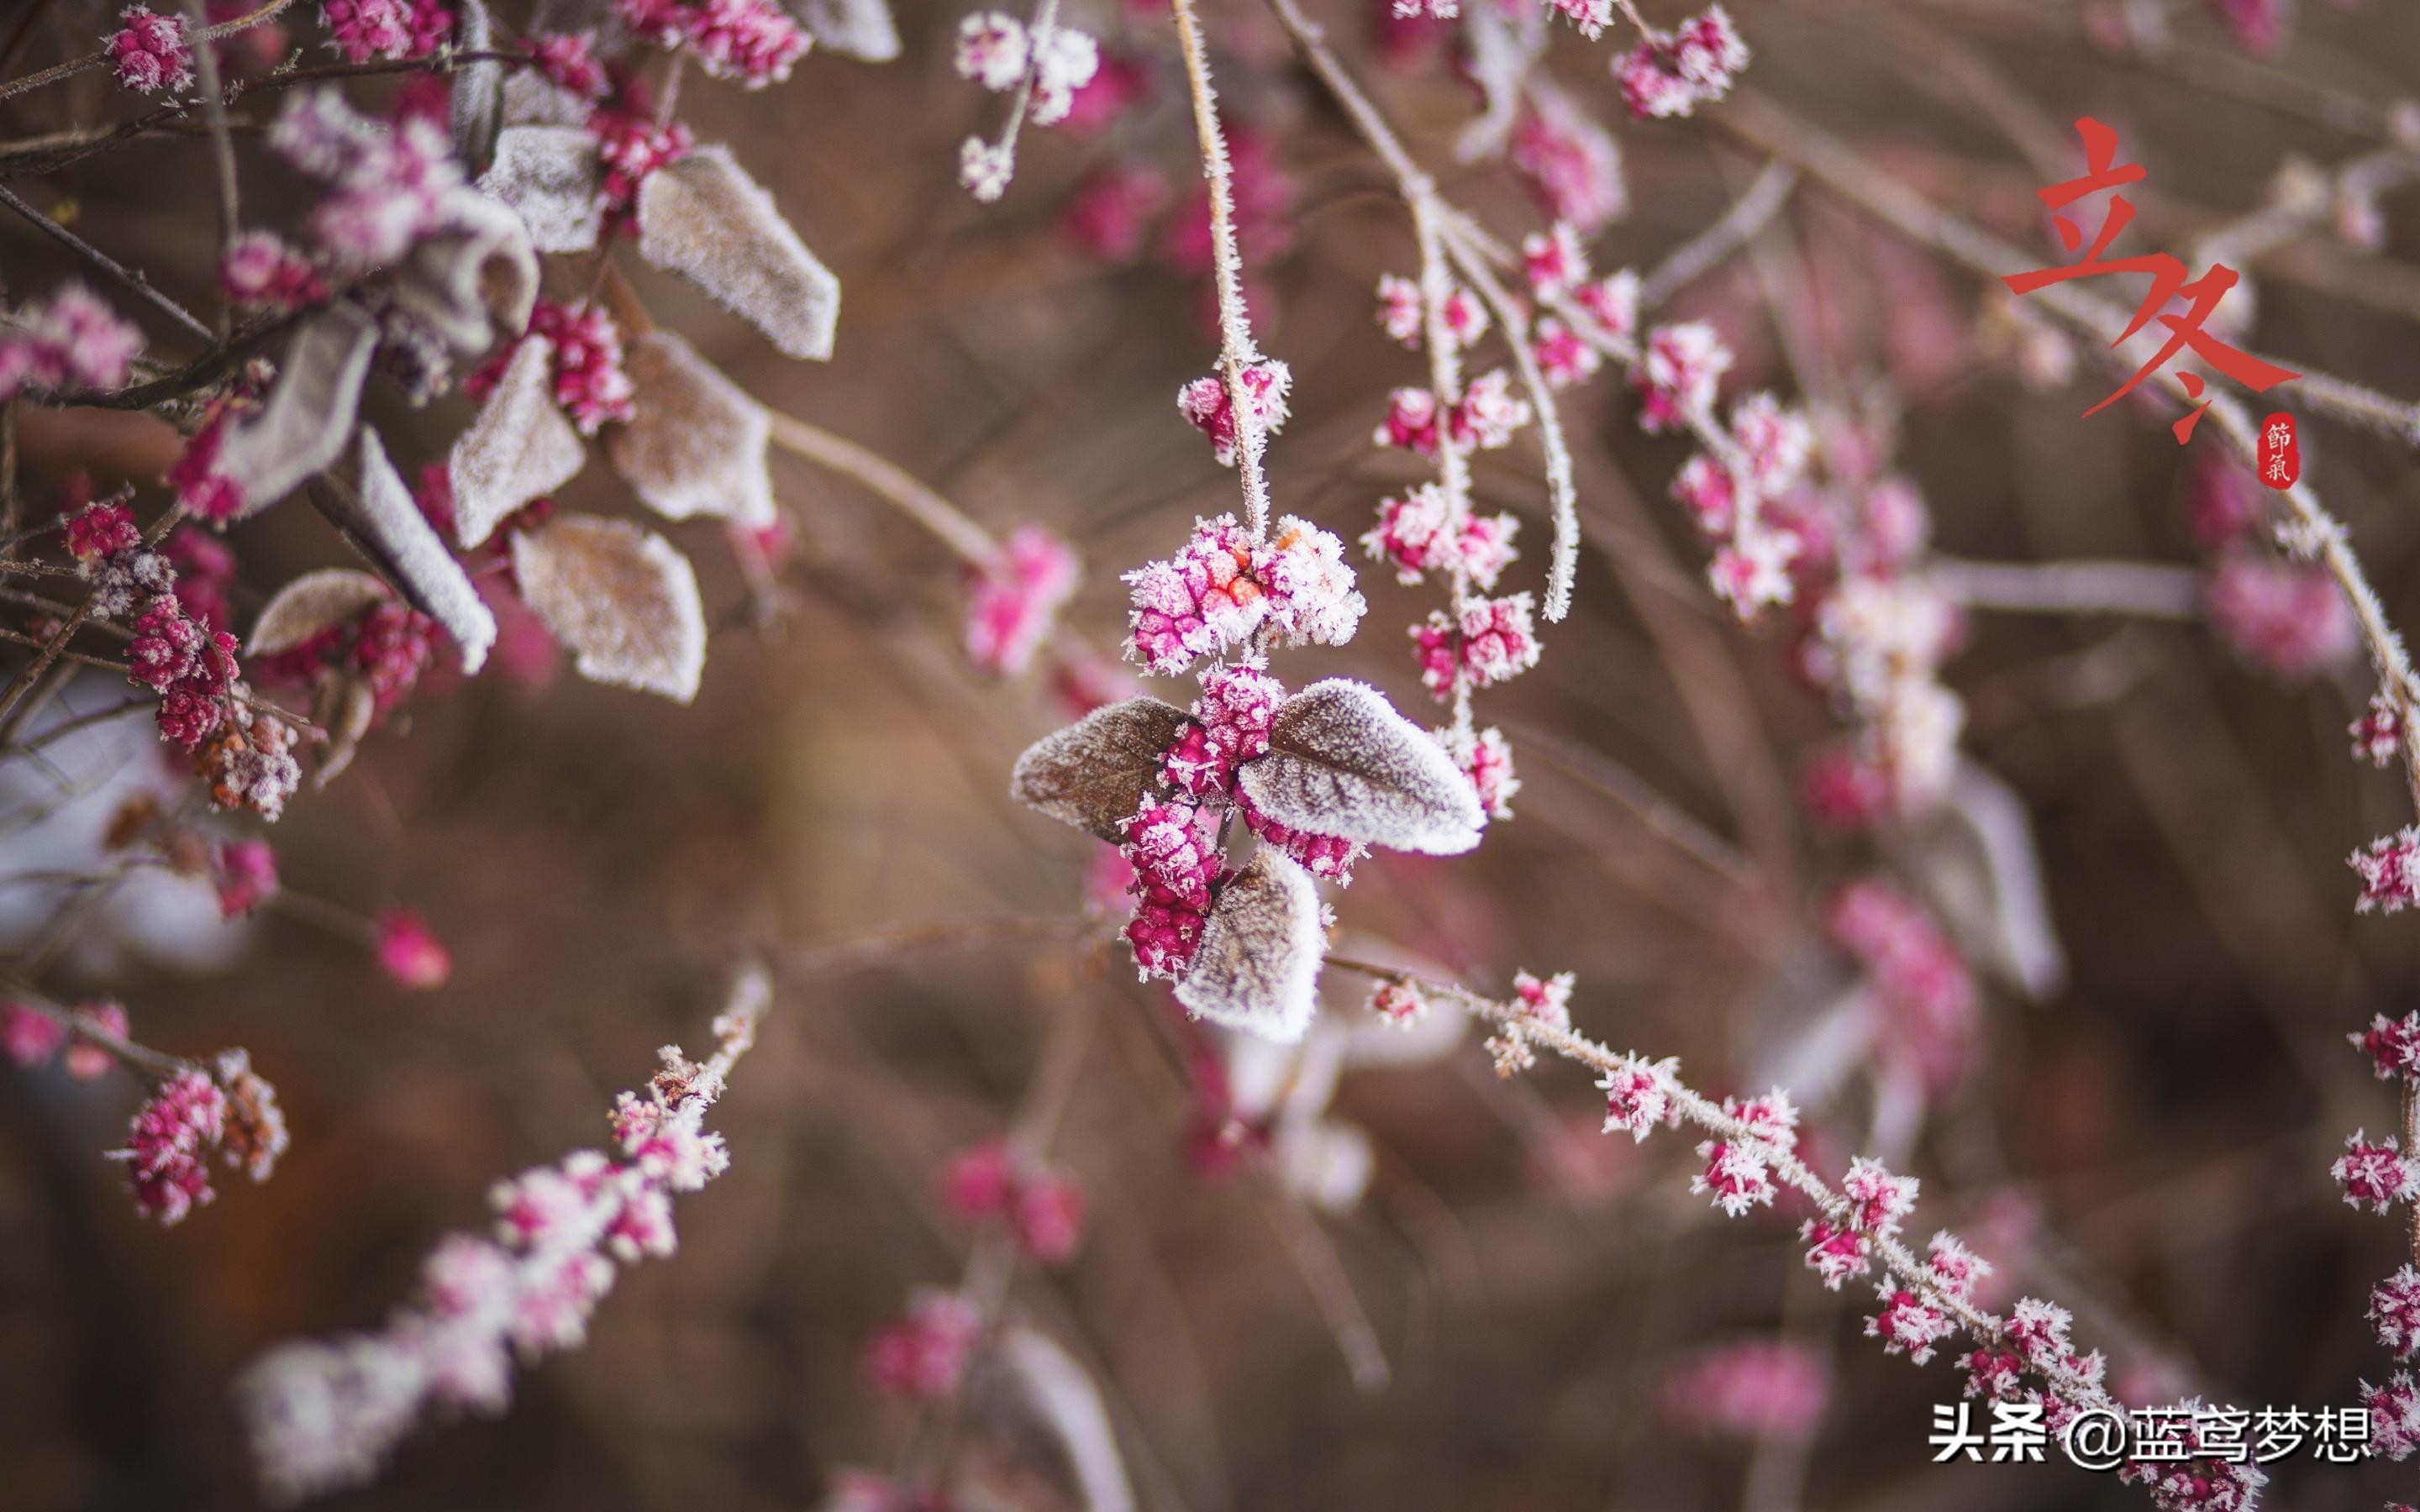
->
[[2334, 1131, 2418, 1212], [1825, 879, 1978, 1092], [241, 999, 758, 1501], [1615, 7, 1750, 120], [1597, 1053, 1677, 1139], [863, 1287, 981, 1398], [1162, 664, 1281, 798], [2354, 1011, 2420, 1082], [1375, 274, 1487, 349], [1177, 360, 1292, 467], [1375, 370, 1534, 456], [2351, 690, 2403, 769], [0, 284, 144, 401], [263, 597, 439, 720], [1123, 513, 1365, 674], [1120, 798, 1224, 978], [375, 909, 452, 989], [965, 526, 1081, 676], [1412, 594, 1540, 698], [219, 231, 329, 314], [951, 9, 1097, 123], [270, 88, 466, 270], [470, 300, 637, 434], [113, 1068, 227, 1225], [1362, 484, 1518, 590], [318, 0, 454, 64], [592, 108, 695, 215], [1511, 89, 1628, 234], [1690, 1089, 1797, 1216], [942, 1137, 1087, 1264], [2363, 1371, 2418, 1460], [109, 5, 194, 93], [65, 497, 140, 564], [1660, 1340, 1829, 1441], [215, 837, 281, 917], [2, 1000, 126, 1079], [1444, 723, 1520, 820], [2350, 826, 2420, 914], [2374, 1266, 2420, 1360], [616, 0, 808, 87]]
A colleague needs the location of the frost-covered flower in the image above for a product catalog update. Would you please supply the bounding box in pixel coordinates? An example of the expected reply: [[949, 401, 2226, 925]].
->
[[65, 499, 140, 564], [1376, 386, 1443, 455], [864, 1288, 980, 1398], [1511, 93, 1628, 234], [1840, 1157, 1918, 1236], [529, 31, 608, 97], [2334, 1131, 2418, 1211], [1178, 360, 1292, 467], [1451, 724, 1521, 820], [1453, 370, 1533, 449], [1801, 1220, 1870, 1289], [1121, 799, 1222, 977], [2360, 1371, 2418, 1460], [1693, 1136, 1776, 1215], [214, 838, 281, 918], [1362, 485, 1519, 590], [318, 0, 452, 65], [593, 109, 693, 213], [1866, 1285, 1955, 1364], [1926, 1231, 1992, 1299], [2352, 827, 2420, 914], [112, 1068, 227, 1226], [618, 0, 808, 86], [1412, 594, 1541, 698], [1238, 792, 1365, 885], [965, 526, 1080, 676], [110, 6, 194, 93], [2374, 1266, 2420, 1359], [1125, 515, 1267, 672], [1027, 25, 1100, 127], [1634, 323, 1731, 433], [1523, 224, 1591, 302], [2352, 691, 2404, 769], [1616, 7, 1749, 120], [219, 231, 328, 313], [1729, 393, 1812, 498], [1572, 270, 1641, 344], [2354, 1011, 2420, 1084], [1707, 522, 1802, 617], [0, 284, 145, 399], [1532, 318, 1602, 391], [1511, 969, 1574, 1031], [1163, 664, 1283, 798], [271, 91, 466, 269], [953, 7, 1027, 85], [2207, 549, 2356, 682], [1598, 1053, 1676, 1141], [1370, 979, 1428, 1026]]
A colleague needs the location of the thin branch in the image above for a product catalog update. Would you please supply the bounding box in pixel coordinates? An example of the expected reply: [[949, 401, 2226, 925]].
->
[[1640, 160, 1802, 307], [1930, 557, 2206, 621], [0, 0, 300, 103], [178, 0, 242, 328], [0, 181, 213, 344], [0, 980, 194, 1079], [762, 410, 1001, 568]]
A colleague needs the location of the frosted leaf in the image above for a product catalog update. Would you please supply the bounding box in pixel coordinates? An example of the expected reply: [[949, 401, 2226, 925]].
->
[[960, 1329, 1135, 1512], [390, 192, 539, 360], [248, 569, 392, 657], [1008, 696, 1189, 844], [500, 70, 591, 129], [509, 516, 707, 702], [450, 0, 503, 171], [1176, 849, 1324, 1043], [216, 304, 381, 517], [636, 145, 840, 361], [308, 428, 496, 674], [448, 335, 587, 549], [604, 330, 776, 528], [1236, 679, 1484, 854], [789, 0, 900, 60], [478, 125, 604, 255]]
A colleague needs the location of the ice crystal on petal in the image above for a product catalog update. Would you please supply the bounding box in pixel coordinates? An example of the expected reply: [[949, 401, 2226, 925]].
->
[[111, 6, 195, 94], [1866, 1286, 1955, 1365], [111, 1068, 227, 1225], [2352, 827, 2420, 914], [1840, 1157, 1918, 1236], [1123, 515, 1267, 673], [1635, 322, 1731, 432], [1598, 1053, 1676, 1140], [2354, 1011, 2420, 1083], [2334, 1131, 2418, 1211], [1523, 223, 1590, 301], [2373, 1265, 2420, 1359], [954, 11, 1028, 90], [2352, 691, 2404, 769]]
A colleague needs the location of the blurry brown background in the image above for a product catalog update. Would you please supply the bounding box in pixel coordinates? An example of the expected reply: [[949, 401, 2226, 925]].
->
[[6, 0, 2420, 1506]]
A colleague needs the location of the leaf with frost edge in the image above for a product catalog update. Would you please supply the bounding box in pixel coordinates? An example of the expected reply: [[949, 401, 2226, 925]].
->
[[636, 146, 841, 361], [1009, 697, 1189, 844], [1236, 679, 1484, 854], [217, 305, 381, 518], [509, 516, 708, 703], [248, 568, 392, 658], [449, 335, 587, 549], [390, 194, 539, 360], [307, 429, 496, 674], [787, 0, 900, 60], [477, 125, 604, 254], [1176, 848, 1326, 1044], [605, 331, 777, 528]]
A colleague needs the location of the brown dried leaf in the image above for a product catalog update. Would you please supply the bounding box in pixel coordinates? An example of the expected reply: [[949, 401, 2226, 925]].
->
[[449, 335, 587, 549], [509, 515, 708, 702], [1237, 679, 1483, 854], [604, 331, 776, 528], [1008, 697, 1189, 843], [477, 124, 604, 255], [636, 145, 840, 360], [789, 0, 900, 60], [308, 429, 496, 674], [216, 304, 380, 517], [247, 568, 391, 658], [1176, 849, 1325, 1043]]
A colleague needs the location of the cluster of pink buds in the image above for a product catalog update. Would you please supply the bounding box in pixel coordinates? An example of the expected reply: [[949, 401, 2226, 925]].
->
[[1614, 6, 1749, 120], [241, 986, 760, 1500], [2351, 690, 2404, 769], [318, 0, 455, 66], [1824, 879, 1978, 1090], [1368, 979, 1429, 1027], [1362, 484, 1517, 590], [1597, 1052, 1679, 1140], [261, 598, 440, 722], [616, 0, 808, 86], [1510, 87, 1628, 234], [1660, 1339, 1830, 1441], [2350, 827, 2420, 914], [1178, 360, 1292, 467], [219, 231, 329, 315], [1123, 512, 1365, 673], [1376, 274, 1486, 349], [965, 526, 1081, 676], [108, 5, 195, 94], [215, 837, 281, 917], [375, 909, 452, 989], [864, 1287, 981, 1399], [108, 1048, 288, 1226], [1690, 1089, 1797, 1216], [269, 87, 466, 271], [2333, 1131, 2417, 1212], [1375, 370, 1534, 457], [1121, 797, 1226, 977], [1798, 1157, 1918, 1289], [2, 999, 127, 1079], [0, 283, 144, 401], [468, 300, 636, 434], [941, 1137, 1087, 1264], [1412, 593, 1540, 698]]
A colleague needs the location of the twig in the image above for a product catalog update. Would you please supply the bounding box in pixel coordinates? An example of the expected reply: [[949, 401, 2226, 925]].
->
[[0, 181, 214, 344], [762, 410, 1001, 568], [0, 979, 194, 1079], [1929, 557, 2206, 621], [1640, 160, 1802, 307], [0, 0, 300, 103], [178, 0, 243, 329]]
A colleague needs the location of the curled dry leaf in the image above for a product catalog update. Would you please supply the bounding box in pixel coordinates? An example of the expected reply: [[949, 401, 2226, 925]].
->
[[216, 304, 381, 517], [1009, 697, 1190, 844], [1236, 679, 1484, 854], [509, 516, 708, 703], [477, 125, 605, 255], [449, 0, 503, 172], [958, 1328, 1136, 1512], [636, 145, 841, 361], [308, 429, 496, 674], [1176, 848, 1326, 1044], [449, 335, 587, 549], [390, 193, 539, 360], [247, 569, 392, 658], [605, 331, 777, 528], [788, 0, 901, 61]]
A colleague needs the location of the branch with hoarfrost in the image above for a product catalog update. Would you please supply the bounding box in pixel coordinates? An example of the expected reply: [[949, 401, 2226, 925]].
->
[[237, 967, 770, 1504], [1930, 558, 2207, 622], [0, 0, 299, 103]]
